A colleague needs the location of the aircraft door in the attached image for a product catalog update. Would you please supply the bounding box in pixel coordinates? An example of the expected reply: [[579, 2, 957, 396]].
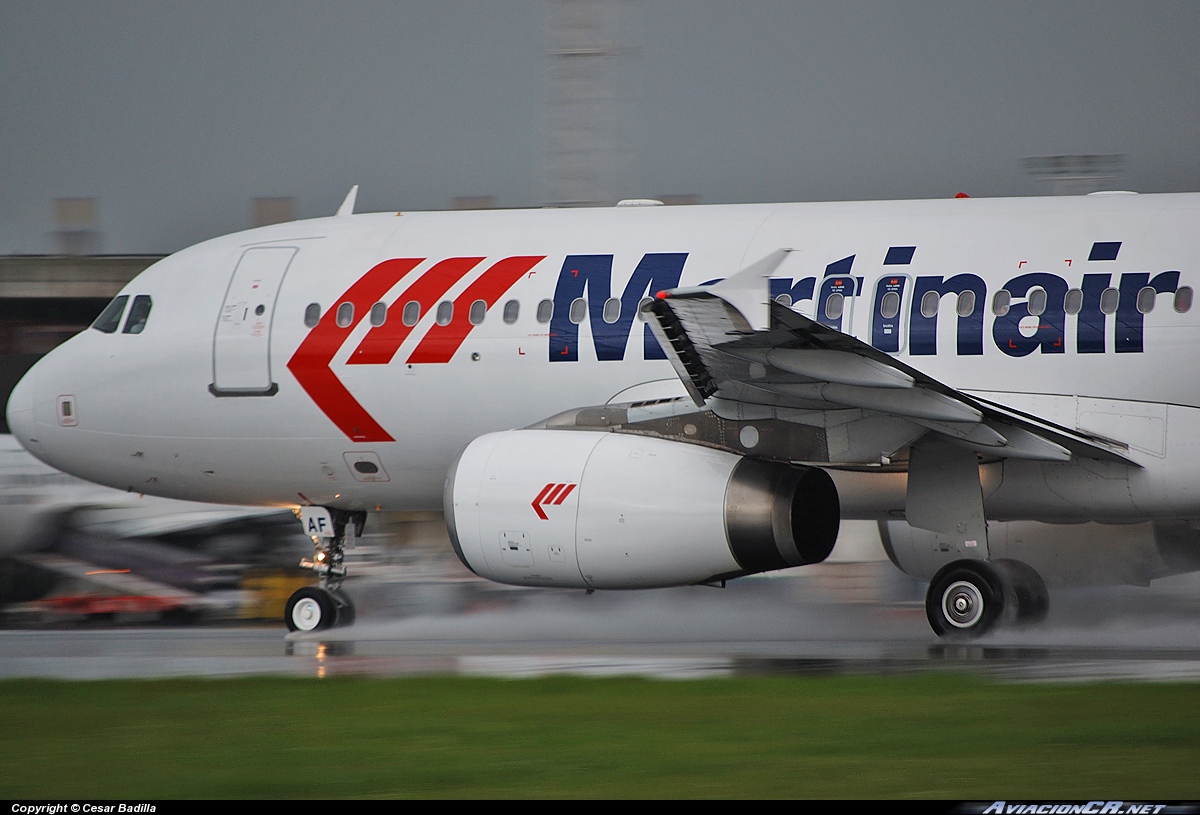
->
[[211, 246, 297, 396], [871, 275, 910, 353], [816, 275, 856, 334]]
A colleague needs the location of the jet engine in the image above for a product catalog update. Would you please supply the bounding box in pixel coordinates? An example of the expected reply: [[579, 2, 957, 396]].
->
[[444, 429, 839, 589]]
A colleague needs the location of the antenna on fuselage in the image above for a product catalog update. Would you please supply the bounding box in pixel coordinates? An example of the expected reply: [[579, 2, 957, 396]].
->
[[336, 185, 359, 217]]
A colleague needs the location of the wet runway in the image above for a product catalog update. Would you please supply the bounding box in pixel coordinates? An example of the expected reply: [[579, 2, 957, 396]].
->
[[5, 573, 1200, 681]]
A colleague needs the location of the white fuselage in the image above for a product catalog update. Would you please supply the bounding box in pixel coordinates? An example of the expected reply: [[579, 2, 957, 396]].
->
[[7, 193, 1200, 522]]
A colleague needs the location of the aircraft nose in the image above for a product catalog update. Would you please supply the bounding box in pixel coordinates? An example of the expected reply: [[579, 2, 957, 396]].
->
[[6, 365, 36, 450]]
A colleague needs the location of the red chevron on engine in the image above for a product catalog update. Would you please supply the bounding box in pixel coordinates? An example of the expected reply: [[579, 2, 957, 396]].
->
[[531, 482, 577, 520]]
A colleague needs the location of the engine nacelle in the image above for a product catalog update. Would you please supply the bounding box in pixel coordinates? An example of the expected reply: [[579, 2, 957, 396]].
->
[[881, 518, 1200, 587], [445, 430, 839, 589]]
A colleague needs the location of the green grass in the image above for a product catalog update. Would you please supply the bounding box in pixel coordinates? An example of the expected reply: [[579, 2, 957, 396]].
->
[[1, 674, 1198, 798]]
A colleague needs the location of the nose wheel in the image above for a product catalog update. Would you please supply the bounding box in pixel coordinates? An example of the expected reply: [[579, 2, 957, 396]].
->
[[285, 586, 356, 632], [286, 586, 334, 632], [285, 507, 364, 632]]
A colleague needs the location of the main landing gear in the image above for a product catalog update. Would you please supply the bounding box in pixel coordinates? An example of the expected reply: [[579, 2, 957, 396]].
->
[[925, 558, 1049, 638], [285, 507, 365, 632]]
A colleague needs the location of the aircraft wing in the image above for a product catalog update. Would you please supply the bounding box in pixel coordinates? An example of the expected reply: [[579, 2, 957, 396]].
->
[[639, 258, 1136, 468]]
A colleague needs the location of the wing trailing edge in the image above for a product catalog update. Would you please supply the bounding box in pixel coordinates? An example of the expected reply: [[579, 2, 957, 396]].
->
[[646, 269, 1136, 467]]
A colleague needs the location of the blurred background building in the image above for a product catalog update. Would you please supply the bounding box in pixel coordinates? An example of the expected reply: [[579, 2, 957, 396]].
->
[[1022, 154, 1129, 196]]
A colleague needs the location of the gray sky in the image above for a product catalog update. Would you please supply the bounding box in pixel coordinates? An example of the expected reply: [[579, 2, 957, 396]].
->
[[3, 1, 1199, 253]]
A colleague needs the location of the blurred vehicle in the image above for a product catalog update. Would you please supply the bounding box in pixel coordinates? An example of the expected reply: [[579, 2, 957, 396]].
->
[[0, 434, 308, 622]]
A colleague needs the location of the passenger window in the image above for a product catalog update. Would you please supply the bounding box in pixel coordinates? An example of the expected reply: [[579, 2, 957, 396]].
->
[[569, 298, 587, 324], [992, 290, 1011, 317], [1175, 286, 1194, 313], [1100, 287, 1120, 315], [304, 303, 321, 328], [955, 291, 975, 318], [775, 293, 793, 307], [880, 291, 900, 319], [602, 298, 621, 324], [1136, 286, 1157, 314], [536, 299, 553, 324], [919, 291, 939, 319], [637, 297, 654, 321], [469, 300, 487, 325], [122, 295, 153, 334], [369, 302, 387, 327], [436, 301, 453, 326], [1027, 288, 1047, 317], [336, 302, 354, 328], [1064, 289, 1083, 315], [91, 295, 129, 334], [503, 300, 519, 324], [825, 292, 845, 321], [403, 301, 421, 327]]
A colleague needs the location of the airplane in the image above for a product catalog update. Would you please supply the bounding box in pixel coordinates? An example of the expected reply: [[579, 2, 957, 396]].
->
[[8, 186, 1200, 637]]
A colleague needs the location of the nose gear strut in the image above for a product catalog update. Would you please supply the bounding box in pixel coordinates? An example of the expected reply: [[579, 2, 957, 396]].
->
[[285, 506, 366, 632]]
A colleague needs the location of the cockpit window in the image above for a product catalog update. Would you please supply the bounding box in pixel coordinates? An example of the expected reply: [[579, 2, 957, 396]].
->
[[122, 295, 153, 334], [92, 295, 129, 334]]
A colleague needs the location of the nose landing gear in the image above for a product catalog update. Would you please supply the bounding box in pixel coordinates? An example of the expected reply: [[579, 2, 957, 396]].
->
[[284, 507, 365, 632]]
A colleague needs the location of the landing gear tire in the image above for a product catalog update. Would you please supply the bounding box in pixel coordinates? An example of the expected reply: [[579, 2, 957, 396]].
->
[[926, 560, 1004, 639], [993, 558, 1049, 625], [292, 507, 365, 632], [286, 587, 336, 633]]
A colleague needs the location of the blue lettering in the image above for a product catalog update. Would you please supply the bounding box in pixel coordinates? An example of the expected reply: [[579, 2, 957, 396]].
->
[[1116, 271, 1179, 353], [549, 253, 687, 362], [909, 274, 987, 356], [546, 244, 1182, 362], [993, 272, 1068, 357], [1076, 273, 1110, 354], [769, 277, 815, 309]]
